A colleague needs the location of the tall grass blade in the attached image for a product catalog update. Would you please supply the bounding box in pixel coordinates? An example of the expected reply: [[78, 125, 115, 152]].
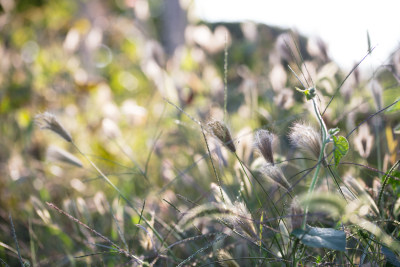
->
[[177, 234, 227, 267], [9, 214, 24, 267]]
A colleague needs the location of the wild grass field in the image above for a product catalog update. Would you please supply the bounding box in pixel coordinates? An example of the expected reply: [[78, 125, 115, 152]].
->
[[1, 0, 400, 266]]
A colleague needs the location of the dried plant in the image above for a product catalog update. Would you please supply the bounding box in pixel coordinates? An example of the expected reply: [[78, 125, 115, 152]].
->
[[344, 175, 379, 216], [217, 250, 240, 267], [260, 164, 291, 192], [35, 112, 72, 143], [211, 183, 232, 206], [288, 122, 322, 161], [207, 120, 236, 152], [46, 145, 83, 167], [273, 88, 295, 110], [254, 129, 275, 165], [370, 80, 383, 111], [289, 197, 304, 231], [353, 123, 374, 158], [230, 201, 257, 240]]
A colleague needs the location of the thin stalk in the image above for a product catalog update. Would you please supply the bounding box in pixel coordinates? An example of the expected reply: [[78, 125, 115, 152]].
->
[[201, 125, 225, 203], [71, 142, 174, 258], [291, 238, 300, 266], [301, 98, 327, 229], [224, 32, 228, 122], [112, 139, 148, 180], [235, 153, 290, 214], [375, 122, 382, 174], [378, 160, 400, 211], [73, 143, 131, 204], [28, 218, 37, 267], [234, 152, 293, 258], [46, 202, 143, 265], [9, 214, 24, 267], [234, 153, 262, 207]]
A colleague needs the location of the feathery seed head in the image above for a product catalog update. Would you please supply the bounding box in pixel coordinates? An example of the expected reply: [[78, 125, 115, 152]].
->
[[260, 164, 291, 192], [210, 183, 232, 206], [207, 120, 236, 152], [339, 186, 357, 202], [290, 197, 304, 230], [353, 124, 374, 158], [370, 80, 383, 111], [254, 129, 274, 165], [230, 201, 257, 240], [46, 145, 83, 167], [217, 250, 240, 267], [35, 112, 72, 142], [289, 122, 322, 160], [344, 175, 379, 216]]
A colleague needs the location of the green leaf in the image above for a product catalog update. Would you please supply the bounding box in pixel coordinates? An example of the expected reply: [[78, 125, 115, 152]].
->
[[333, 136, 349, 167], [381, 246, 400, 267], [295, 87, 316, 100], [328, 127, 340, 137], [386, 170, 400, 197], [367, 30, 372, 53], [292, 226, 346, 251], [386, 98, 400, 114]]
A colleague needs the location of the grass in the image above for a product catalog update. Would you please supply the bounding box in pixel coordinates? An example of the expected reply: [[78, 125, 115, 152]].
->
[[1, 2, 400, 266]]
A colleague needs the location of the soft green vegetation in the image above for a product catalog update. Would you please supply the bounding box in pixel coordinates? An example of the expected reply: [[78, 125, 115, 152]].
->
[[1, 1, 400, 266]]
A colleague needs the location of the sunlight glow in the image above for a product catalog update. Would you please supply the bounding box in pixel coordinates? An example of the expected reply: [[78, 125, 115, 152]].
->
[[194, 0, 400, 70]]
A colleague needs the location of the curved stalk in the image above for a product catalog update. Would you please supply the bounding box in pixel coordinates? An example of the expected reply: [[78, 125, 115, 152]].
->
[[301, 98, 328, 229]]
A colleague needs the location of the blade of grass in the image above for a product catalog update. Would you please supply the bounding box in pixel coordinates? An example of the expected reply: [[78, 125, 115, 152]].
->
[[28, 218, 37, 267], [177, 234, 227, 267], [201, 124, 226, 203], [110, 206, 129, 252], [9, 214, 24, 267], [322, 46, 376, 116], [46, 202, 144, 264], [224, 32, 228, 122], [0, 258, 10, 267], [71, 142, 170, 254], [144, 130, 163, 177], [378, 160, 400, 212]]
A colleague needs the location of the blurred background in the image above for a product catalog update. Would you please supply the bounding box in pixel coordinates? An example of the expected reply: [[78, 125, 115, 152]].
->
[[0, 0, 399, 265], [195, 0, 400, 70]]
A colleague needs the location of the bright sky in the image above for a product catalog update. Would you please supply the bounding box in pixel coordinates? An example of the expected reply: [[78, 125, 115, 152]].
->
[[194, 0, 400, 70]]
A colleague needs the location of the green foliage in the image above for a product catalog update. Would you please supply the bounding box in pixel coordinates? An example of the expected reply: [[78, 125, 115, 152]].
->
[[333, 135, 349, 167], [1, 0, 400, 266], [386, 97, 400, 114], [292, 226, 346, 251], [295, 86, 317, 100]]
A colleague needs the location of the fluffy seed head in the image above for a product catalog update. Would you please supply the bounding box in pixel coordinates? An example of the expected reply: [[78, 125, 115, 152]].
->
[[370, 80, 383, 111], [46, 145, 83, 167], [353, 124, 374, 158], [289, 122, 322, 160], [211, 183, 232, 206], [289, 197, 304, 230], [260, 164, 291, 192], [254, 129, 274, 165], [217, 250, 239, 267], [207, 120, 236, 152], [344, 175, 379, 216], [35, 112, 72, 142], [231, 201, 257, 240]]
